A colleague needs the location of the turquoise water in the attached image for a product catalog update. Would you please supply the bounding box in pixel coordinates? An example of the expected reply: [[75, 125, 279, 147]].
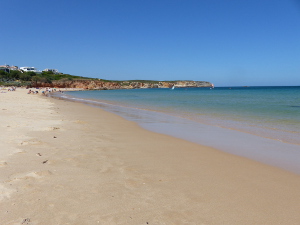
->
[[63, 86, 300, 144], [56, 86, 300, 173]]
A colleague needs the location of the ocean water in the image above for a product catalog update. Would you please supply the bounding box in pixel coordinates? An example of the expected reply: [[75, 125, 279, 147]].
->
[[54, 86, 300, 173]]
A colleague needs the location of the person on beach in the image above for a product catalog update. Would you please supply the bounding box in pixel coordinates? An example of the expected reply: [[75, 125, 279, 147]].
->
[[7, 87, 16, 91]]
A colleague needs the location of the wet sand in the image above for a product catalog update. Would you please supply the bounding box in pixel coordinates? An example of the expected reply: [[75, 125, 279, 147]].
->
[[1, 88, 300, 224]]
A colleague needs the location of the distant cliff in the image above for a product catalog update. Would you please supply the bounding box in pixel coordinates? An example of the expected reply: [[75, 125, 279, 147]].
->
[[33, 79, 213, 90]]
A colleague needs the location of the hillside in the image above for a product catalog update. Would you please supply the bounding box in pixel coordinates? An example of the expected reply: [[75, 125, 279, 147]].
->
[[0, 70, 212, 89]]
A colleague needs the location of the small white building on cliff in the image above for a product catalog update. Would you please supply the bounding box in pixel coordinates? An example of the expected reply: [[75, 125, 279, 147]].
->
[[20, 67, 38, 72], [43, 68, 59, 74]]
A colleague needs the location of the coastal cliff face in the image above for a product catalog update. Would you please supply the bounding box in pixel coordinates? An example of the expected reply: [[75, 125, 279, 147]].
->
[[35, 80, 212, 89]]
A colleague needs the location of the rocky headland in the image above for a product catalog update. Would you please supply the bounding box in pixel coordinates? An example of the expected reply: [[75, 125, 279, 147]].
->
[[33, 79, 213, 90]]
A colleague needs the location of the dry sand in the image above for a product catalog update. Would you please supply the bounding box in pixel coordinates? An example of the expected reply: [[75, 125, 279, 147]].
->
[[1, 88, 300, 225]]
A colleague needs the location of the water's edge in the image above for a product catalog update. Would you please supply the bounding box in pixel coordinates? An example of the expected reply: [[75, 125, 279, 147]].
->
[[52, 92, 300, 175]]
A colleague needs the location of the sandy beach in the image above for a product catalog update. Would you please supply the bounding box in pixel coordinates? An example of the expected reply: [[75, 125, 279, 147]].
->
[[1, 88, 300, 225]]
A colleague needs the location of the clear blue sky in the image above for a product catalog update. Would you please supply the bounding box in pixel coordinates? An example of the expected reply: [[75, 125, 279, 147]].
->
[[1, 0, 300, 86]]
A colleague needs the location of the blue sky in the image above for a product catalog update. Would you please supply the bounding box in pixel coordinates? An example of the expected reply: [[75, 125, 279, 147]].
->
[[1, 0, 300, 86]]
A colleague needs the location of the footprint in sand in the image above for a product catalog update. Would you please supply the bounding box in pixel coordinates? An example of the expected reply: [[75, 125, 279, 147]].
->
[[19, 140, 43, 146], [0, 161, 8, 167], [43, 126, 62, 131], [6, 170, 52, 183]]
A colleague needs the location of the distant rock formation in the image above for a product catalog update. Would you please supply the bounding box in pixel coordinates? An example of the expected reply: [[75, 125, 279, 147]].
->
[[33, 79, 213, 90]]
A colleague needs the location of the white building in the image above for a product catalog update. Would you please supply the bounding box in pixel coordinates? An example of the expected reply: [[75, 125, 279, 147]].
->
[[20, 67, 38, 72], [43, 68, 59, 74]]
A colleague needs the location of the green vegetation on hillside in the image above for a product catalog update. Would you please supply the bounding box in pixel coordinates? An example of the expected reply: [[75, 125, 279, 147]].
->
[[0, 70, 94, 86], [0, 69, 197, 87]]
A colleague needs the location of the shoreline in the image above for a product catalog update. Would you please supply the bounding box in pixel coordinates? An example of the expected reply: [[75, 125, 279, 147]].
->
[[57, 89, 300, 174], [1, 88, 300, 224]]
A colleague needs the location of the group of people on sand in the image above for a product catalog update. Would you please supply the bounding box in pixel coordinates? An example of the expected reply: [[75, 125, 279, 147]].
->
[[27, 87, 64, 96], [0, 86, 17, 93], [0, 86, 67, 95], [8, 86, 17, 91], [27, 89, 39, 94]]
